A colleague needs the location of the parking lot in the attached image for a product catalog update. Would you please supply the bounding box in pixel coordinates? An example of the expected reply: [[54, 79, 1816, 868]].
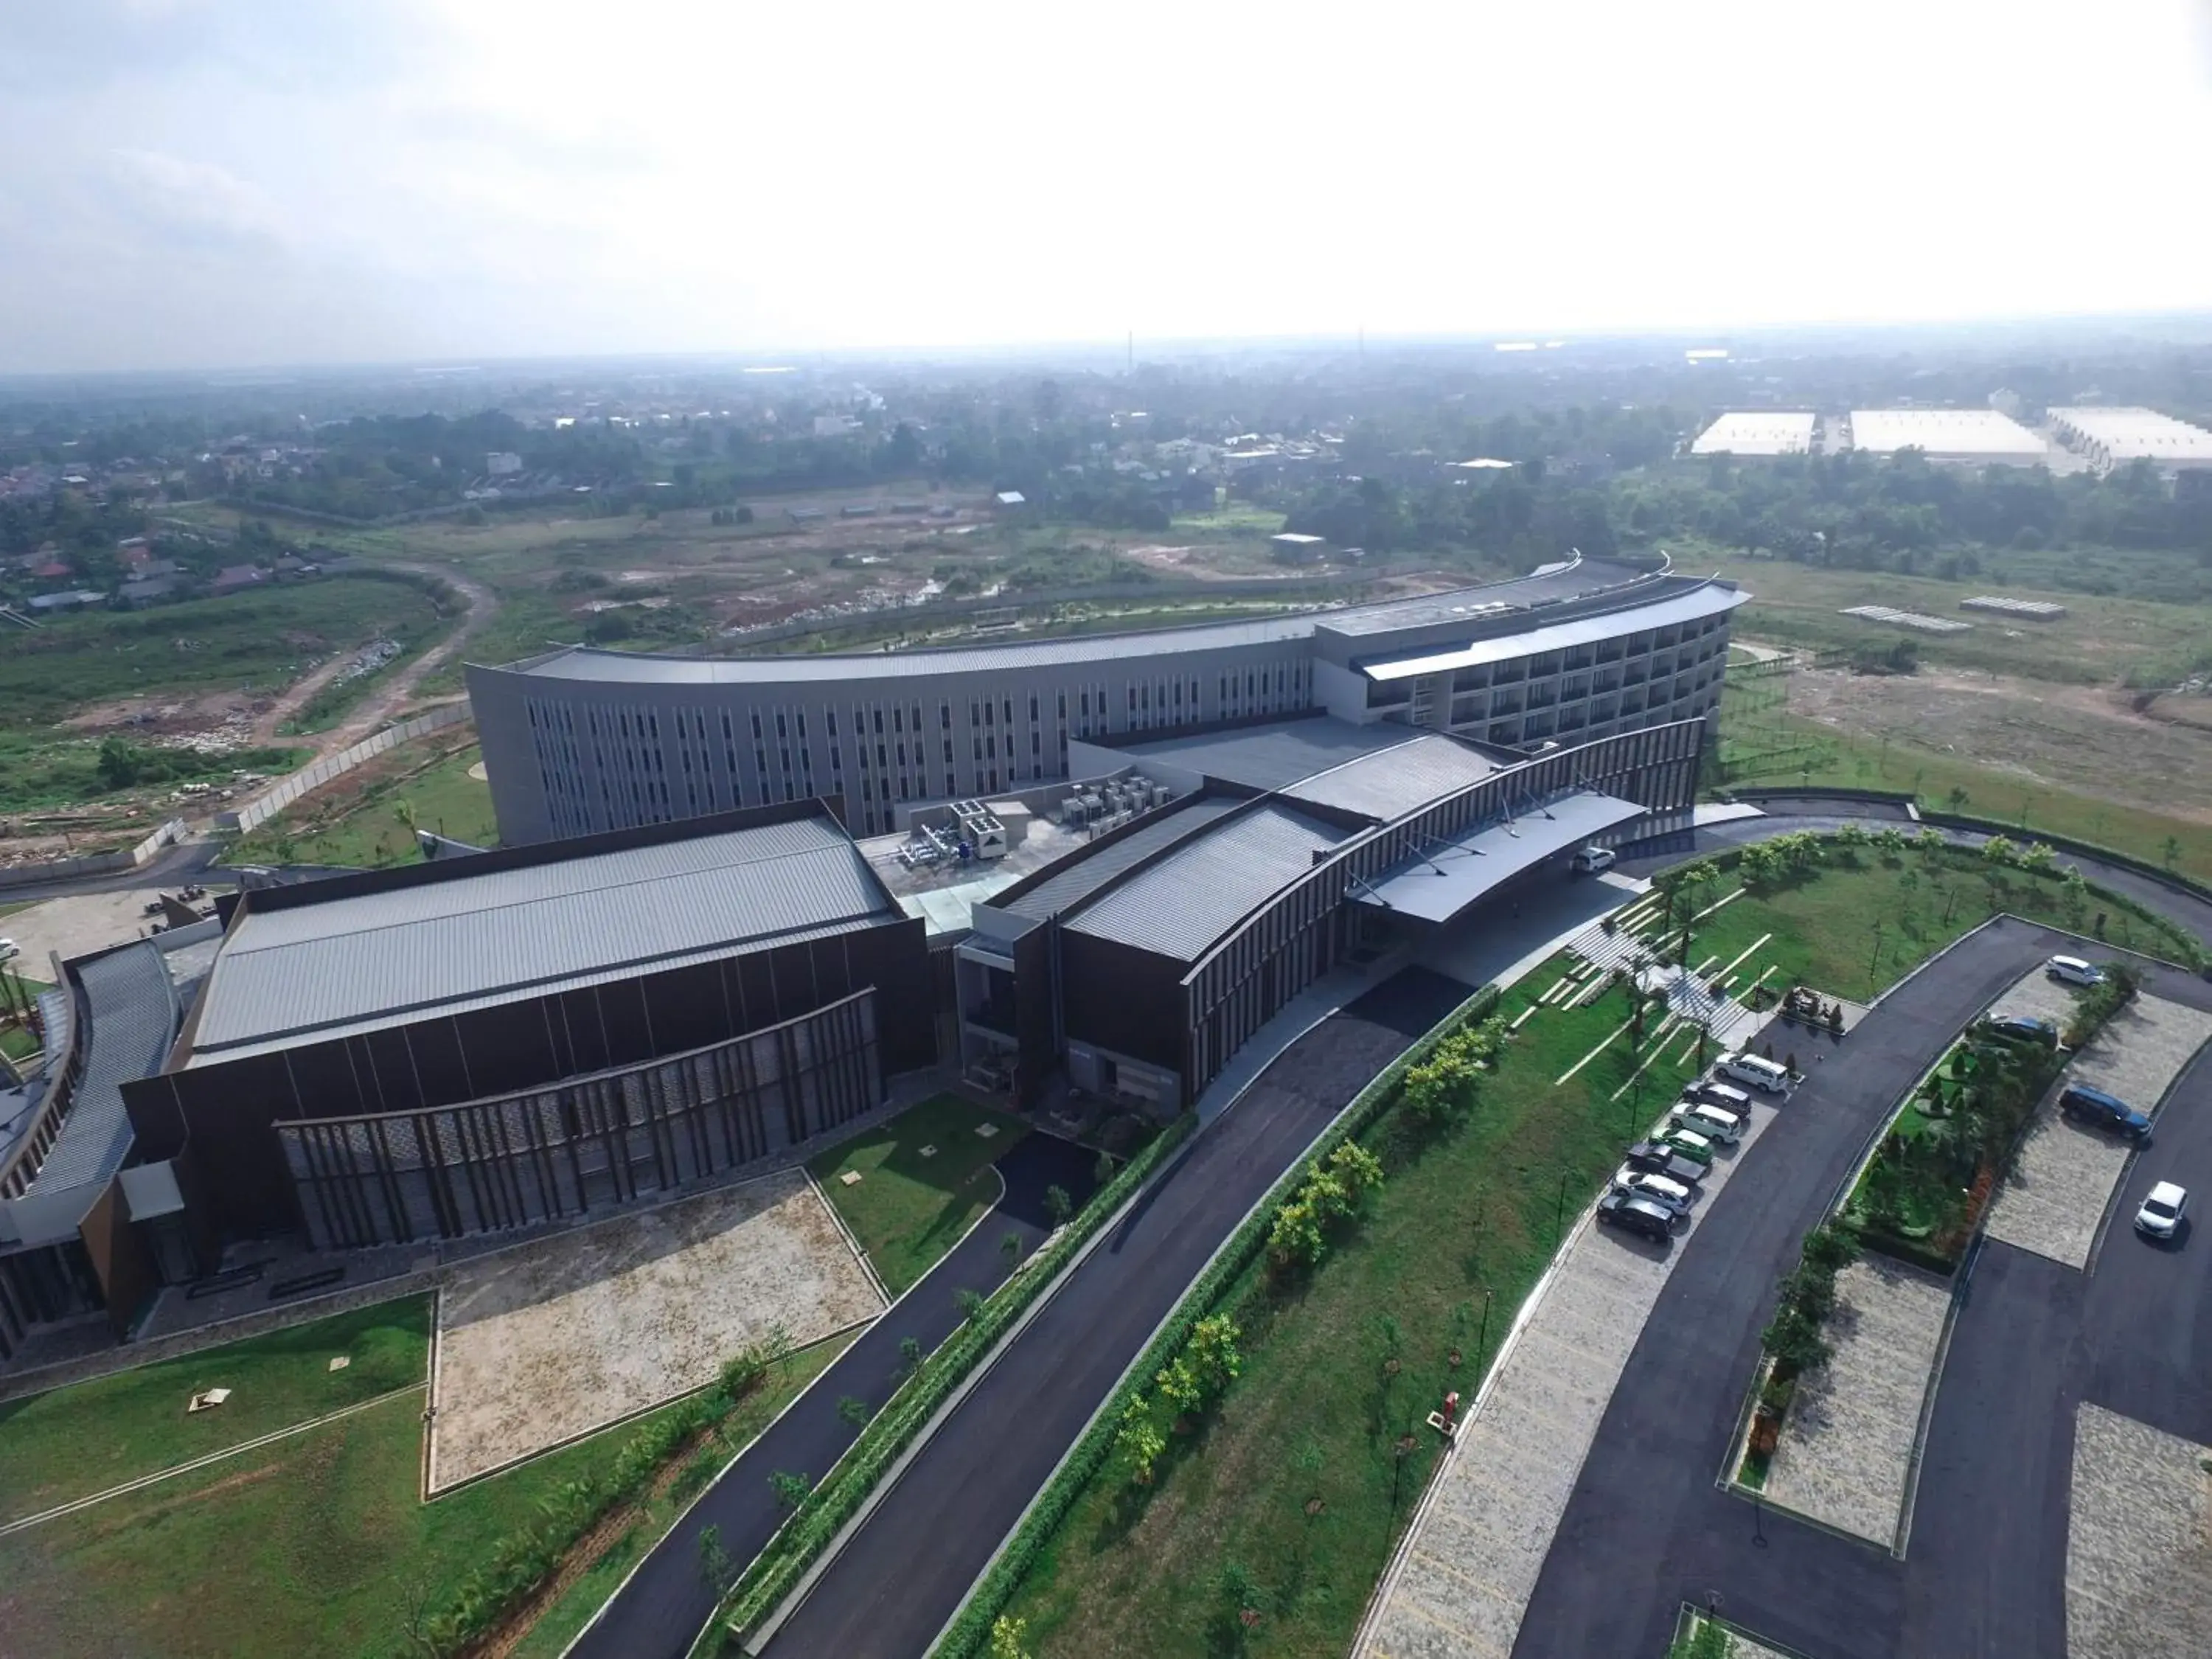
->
[[428, 1169, 883, 1489], [2066, 1403, 2212, 1659], [1986, 988, 2212, 1269]]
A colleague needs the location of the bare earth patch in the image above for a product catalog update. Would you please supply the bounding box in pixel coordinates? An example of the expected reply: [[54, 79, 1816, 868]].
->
[[2067, 1404, 2212, 1659], [428, 1171, 883, 1489]]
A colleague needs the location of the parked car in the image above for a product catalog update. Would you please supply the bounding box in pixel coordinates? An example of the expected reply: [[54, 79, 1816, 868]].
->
[[2135, 1180, 2188, 1240], [1612, 1165, 1694, 1215], [1624, 1141, 1705, 1184], [1982, 1014, 2059, 1049], [1659, 1125, 1717, 1165], [2060, 1083, 2152, 1142], [1690, 1080, 1754, 1115], [1571, 845, 1617, 874], [1719, 1052, 1790, 1094], [0, 939, 18, 965], [1596, 1190, 1676, 1243], [1669, 1101, 1745, 1145], [2048, 955, 2105, 988]]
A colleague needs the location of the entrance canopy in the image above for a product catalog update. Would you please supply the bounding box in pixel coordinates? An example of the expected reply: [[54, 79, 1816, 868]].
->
[[1351, 790, 1647, 925]]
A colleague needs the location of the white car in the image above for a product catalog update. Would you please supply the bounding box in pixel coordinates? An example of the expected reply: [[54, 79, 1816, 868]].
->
[[0, 939, 18, 964], [1670, 1101, 1745, 1145], [1719, 1052, 1790, 1094], [2135, 1180, 2188, 1240], [1612, 1165, 1695, 1215], [2048, 954, 2104, 988], [1571, 845, 1617, 874]]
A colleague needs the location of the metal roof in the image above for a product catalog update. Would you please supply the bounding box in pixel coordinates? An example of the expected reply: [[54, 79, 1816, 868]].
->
[[1064, 803, 1350, 961], [1282, 734, 1500, 821], [24, 943, 176, 1198], [1359, 583, 1746, 683], [1353, 791, 1648, 923], [997, 796, 1245, 922], [1112, 717, 1423, 793], [1312, 557, 1656, 637], [190, 815, 895, 1058]]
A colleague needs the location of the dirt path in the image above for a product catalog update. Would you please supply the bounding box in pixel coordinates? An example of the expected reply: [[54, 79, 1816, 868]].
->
[[249, 562, 500, 759]]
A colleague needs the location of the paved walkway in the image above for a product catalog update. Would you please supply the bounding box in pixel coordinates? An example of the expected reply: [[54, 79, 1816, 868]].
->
[[2067, 1404, 2212, 1659], [1761, 1256, 1950, 1548], [1355, 1031, 1792, 1659]]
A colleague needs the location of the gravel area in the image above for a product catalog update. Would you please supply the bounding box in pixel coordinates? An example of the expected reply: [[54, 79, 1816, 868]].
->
[[1987, 993, 2212, 1269], [2067, 1404, 2212, 1659], [1357, 1096, 1782, 1659], [1761, 1256, 1952, 1548], [428, 1169, 883, 1489]]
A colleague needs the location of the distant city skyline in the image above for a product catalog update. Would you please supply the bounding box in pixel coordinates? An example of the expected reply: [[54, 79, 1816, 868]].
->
[[3, 0, 2211, 375]]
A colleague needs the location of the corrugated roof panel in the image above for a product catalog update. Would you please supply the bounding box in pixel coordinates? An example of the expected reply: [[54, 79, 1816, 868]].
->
[[1063, 804, 1350, 961], [24, 942, 176, 1197], [997, 796, 1245, 922], [1283, 735, 1500, 821], [1110, 718, 1422, 793], [193, 816, 896, 1056]]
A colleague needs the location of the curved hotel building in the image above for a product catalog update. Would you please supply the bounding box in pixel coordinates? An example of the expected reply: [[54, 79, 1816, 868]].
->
[[467, 554, 1745, 846]]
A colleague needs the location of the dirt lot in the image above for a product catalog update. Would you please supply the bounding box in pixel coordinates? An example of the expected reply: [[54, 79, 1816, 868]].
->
[[1788, 666, 2212, 824], [426, 1169, 883, 1490], [0, 886, 214, 972]]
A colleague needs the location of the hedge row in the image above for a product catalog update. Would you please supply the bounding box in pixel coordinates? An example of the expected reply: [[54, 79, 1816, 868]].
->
[[932, 982, 1501, 1659], [708, 1111, 1197, 1652]]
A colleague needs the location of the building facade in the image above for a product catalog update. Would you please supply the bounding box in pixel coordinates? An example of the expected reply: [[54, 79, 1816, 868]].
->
[[467, 554, 1746, 846]]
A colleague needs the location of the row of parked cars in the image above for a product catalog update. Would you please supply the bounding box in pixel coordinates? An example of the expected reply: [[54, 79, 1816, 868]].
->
[[1597, 1054, 1794, 1242]]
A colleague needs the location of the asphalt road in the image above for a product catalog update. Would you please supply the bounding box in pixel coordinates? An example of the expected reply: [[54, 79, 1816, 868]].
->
[[566, 1128, 1098, 1659], [1516, 801, 2212, 1659], [760, 968, 1473, 1659]]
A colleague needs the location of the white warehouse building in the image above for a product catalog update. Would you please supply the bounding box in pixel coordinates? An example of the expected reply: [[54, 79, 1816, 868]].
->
[[1691, 412, 1818, 457], [1846, 409, 2048, 466], [2048, 407, 2212, 474]]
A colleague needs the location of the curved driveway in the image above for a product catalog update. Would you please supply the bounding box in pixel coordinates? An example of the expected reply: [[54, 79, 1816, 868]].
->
[[1512, 805, 2212, 1658]]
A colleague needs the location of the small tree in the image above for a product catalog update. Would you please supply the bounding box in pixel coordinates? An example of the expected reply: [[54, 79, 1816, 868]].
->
[[1001, 1229, 1024, 1266], [769, 1470, 813, 1511], [1116, 1395, 1166, 1484], [956, 1287, 987, 1324], [990, 1614, 1035, 1659], [1094, 1148, 1117, 1187], [1043, 1183, 1073, 1227], [1186, 1313, 1243, 1399], [696, 1524, 736, 1594], [837, 1394, 872, 1428], [898, 1334, 922, 1375], [1155, 1355, 1204, 1418]]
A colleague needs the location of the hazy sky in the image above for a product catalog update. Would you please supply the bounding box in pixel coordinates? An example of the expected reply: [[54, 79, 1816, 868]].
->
[[4, 0, 2211, 374]]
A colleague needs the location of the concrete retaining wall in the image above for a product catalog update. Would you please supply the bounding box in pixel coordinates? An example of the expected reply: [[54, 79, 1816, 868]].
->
[[0, 818, 189, 893], [217, 703, 471, 835]]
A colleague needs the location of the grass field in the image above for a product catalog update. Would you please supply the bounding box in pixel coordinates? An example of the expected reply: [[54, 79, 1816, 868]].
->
[[1677, 844, 2197, 1004], [808, 1094, 1029, 1295], [0, 1335, 841, 1659], [1714, 692, 2212, 884], [0, 1298, 431, 1525], [996, 963, 1705, 1658], [229, 739, 497, 868], [0, 580, 448, 734]]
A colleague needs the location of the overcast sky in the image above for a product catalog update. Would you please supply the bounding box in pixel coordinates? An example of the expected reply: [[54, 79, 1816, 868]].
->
[[4, 0, 2211, 374]]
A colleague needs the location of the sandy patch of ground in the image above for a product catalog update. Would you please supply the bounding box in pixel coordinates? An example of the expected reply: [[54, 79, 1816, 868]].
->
[[0, 888, 208, 972], [427, 1170, 883, 1489], [1788, 667, 2212, 824]]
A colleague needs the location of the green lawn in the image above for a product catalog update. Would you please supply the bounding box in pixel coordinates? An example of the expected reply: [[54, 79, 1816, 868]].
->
[[808, 1094, 1029, 1295], [0, 1297, 431, 1524], [996, 967, 1702, 1658], [229, 741, 498, 868], [1, 1023, 41, 1062], [1678, 844, 2196, 1005], [0, 1336, 839, 1659]]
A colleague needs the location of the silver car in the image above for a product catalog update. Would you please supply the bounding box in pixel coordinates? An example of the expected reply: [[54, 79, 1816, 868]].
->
[[1612, 1164, 1694, 1216], [1669, 1101, 1745, 1146]]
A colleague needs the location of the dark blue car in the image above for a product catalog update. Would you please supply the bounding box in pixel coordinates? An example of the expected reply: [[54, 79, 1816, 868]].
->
[[2061, 1083, 2152, 1142]]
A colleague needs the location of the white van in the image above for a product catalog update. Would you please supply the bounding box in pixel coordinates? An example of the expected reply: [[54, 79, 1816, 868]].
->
[[1669, 1101, 1745, 1145], [1571, 845, 1616, 874], [1719, 1052, 1790, 1094], [2047, 955, 2104, 988]]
